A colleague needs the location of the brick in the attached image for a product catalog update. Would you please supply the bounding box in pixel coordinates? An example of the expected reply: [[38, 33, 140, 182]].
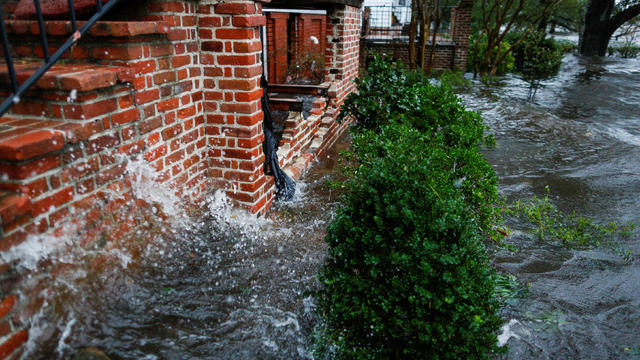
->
[[111, 108, 140, 126], [153, 71, 177, 85], [60, 156, 99, 183], [177, 105, 197, 119], [0, 330, 28, 359], [133, 60, 157, 74], [165, 149, 185, 165], [235, 89, 263, 102], [119, 139, 145, 155], [171, 55, 191, 68], [144, 144, 168, 162], [91, 45, 143, 60], [233, 41, 262, 53], [199, 16, 222, 27], [157, 98, 180, 111], [234, 65, 262, 78], [215, 28, 255, 40], [215, 3, 256, 15], [0, 130, 65, 161], [201, 41, 223, 52], [63, 99, 118, 120], [0, 295, 17, 320], [161, 123, 183, 140], [86, 133, 120, 155], [233, 15, 266, 27], [30, 186, 74, 217], [96, 163, 126, 185], [59, 69, 118, 92], [148, 2, 184, 12], [149, 44, 173, 57], [219, 79, 258, 91], [217, 54, 257, 66], [135, 89, 160, 105], [0, 155, 61, 180]]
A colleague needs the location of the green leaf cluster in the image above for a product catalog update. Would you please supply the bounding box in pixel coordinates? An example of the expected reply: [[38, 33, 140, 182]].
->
[[316, 56, 504, 359], [509, 31, 564, 81], [503, 187, 638, 251], [467, 33, 515, 76], [608, 43, 640, 58]]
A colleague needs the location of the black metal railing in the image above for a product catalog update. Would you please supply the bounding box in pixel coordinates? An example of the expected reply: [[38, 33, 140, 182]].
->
[[362, 5, 454, 41], [0, 0, 122, 116]]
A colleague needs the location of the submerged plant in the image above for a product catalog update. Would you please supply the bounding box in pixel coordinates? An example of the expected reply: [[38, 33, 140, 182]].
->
[[503, 187, 638, 251]]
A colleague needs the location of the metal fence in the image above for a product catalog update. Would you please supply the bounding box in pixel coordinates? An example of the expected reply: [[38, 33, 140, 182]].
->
[[362, 5, 454, 41], [1, 0, 122, 116]]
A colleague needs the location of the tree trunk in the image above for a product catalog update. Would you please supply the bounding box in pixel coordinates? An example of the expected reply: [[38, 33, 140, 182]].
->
[[409, 0, 419, 69], [579, 0, 640, 56], [580, 25, 613, 56], [580, 0, 614, 56]]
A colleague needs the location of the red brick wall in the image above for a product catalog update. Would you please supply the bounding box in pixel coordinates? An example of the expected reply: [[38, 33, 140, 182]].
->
[[199, 1, 274, 215], [0, 2, 362, 357], [326, 5, 361, 108]]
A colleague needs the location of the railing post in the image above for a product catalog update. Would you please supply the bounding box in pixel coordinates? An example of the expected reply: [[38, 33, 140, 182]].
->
[[0, 8, 19, 94], [33, 0, 50, 62], [68, 0, 78, 32], [0, 0, 122, 116]]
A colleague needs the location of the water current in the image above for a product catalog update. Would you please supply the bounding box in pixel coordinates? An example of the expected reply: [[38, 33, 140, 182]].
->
[[8, 53, 640, 360], [463, 54, 640, 360]]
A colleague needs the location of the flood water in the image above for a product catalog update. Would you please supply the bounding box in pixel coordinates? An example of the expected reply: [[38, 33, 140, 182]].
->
[[462, 54, 640, 359], [8, 54, 640, 360], [10, 138, 349, 360]]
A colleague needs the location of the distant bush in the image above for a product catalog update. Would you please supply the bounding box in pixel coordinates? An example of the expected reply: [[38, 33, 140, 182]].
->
[[317, 56, 503, 359], [608, 44, 640, 58], [438, 69, 472, 90], [556, 39, 578, 53], [510, 31, 563, 81], [467, 33, 515, 76]]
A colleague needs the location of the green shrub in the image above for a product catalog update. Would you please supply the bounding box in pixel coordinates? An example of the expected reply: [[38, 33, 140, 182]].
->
[[556, 39, 578, 53], [340, 57, 499, 233], [438, 70, 472, 90], [608, 44, 640, 58], [510, 31, 563, 81], [316, 124, 503, 359], [337, 54, 428, 133], [316, 56, 503, 359], [467, 33, 515, 76]]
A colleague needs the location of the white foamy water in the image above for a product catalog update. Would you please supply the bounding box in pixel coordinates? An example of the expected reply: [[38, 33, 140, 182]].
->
[[605, 126, 640, 147], [497, 319, 522, 346]]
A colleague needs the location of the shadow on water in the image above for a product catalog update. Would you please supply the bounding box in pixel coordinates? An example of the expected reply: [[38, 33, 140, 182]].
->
[[17, 135, 350, 360], [463, 54, 640, 359]]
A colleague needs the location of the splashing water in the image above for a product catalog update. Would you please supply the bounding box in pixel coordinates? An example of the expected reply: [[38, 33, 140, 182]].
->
[[11, 134, 349, 359]]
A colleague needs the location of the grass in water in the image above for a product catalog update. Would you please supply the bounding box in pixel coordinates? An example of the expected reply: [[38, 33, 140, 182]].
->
[[502, 186, 637, 259]]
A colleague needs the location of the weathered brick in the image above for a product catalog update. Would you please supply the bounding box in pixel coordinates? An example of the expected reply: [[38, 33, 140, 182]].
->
[[30, 186, 74, 217], [0, 330, 28, 359]]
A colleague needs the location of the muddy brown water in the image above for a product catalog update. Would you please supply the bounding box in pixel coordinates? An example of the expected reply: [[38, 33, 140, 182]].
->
[[11, 54, 640, 359]]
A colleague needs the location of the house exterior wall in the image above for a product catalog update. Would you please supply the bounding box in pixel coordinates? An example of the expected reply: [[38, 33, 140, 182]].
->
[[0, 0, 361, 357]]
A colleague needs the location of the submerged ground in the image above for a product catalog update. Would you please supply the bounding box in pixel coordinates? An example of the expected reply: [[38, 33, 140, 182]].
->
[[9, 53, 640, 359], [466, 54, 640, 359]]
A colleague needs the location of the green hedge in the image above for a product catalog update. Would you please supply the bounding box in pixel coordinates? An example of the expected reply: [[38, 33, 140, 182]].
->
[[509, 31, 563, 81], [316, 56, 503, 359]]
